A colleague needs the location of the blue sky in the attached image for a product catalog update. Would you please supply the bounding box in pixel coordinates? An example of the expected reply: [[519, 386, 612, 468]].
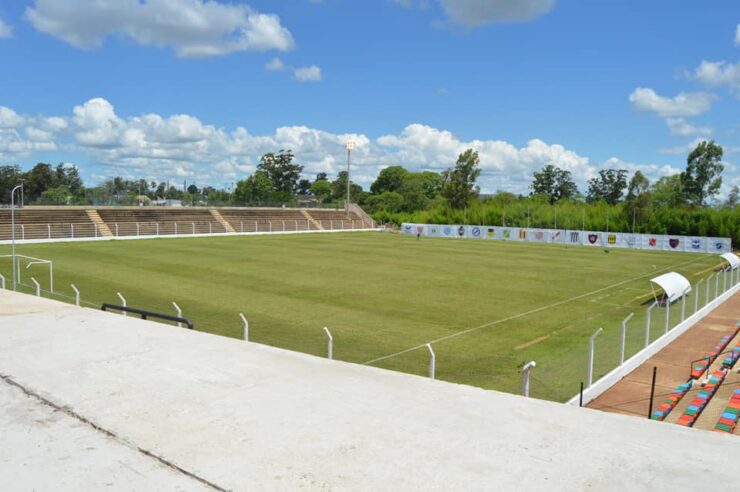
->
[[0, 0, 738, 197]]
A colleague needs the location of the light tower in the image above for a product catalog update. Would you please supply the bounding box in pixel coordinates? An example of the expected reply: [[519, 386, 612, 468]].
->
[[345, 138, 355, 212]]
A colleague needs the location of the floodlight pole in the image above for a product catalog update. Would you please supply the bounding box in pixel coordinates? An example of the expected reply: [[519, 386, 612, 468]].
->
[[10, 184, 23, 291], [117, 292, 127, 316], [345, 139, 354, 212], [588, 327, 603, 388], [620, 313, 634, 365], [240, 313, 249, 341], [694, 279, 703, 313], [172, 302, 182, 328], [71, 284, 80, 307], [426, 343, 436, 379], [324, 326, 333, 360], [645, 302, 656, 348], [522, 361, 536, 397]]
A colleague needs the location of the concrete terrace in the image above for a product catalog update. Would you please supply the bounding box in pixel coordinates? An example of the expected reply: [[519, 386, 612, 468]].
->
[[1, 290, 740, 490]]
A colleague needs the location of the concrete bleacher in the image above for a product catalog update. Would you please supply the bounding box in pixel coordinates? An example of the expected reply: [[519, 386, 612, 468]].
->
[[96, 208, 227, 237], [0, 208, 97, 239], [219, 207, 313, 232], [1, 289, 739, 489], [308, 208, 368, 229]]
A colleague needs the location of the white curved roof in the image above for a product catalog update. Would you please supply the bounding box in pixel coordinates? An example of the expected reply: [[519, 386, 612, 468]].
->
[[650, 272, 691, 303], [719, 252, 740, 269]]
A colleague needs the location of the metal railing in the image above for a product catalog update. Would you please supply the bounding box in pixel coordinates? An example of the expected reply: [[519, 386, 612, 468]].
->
[[101, 303, 194, 329]]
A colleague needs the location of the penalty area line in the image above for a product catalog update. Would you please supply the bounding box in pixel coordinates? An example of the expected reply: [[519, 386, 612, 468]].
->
[[362, 255, 708, 366]]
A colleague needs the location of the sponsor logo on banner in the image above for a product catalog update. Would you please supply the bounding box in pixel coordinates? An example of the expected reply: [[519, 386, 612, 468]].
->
[[714, 241, 724, 251], [669, 238, 680, 249], [457, 226, 465, 237], [443, 227, 452, 236], [626, 236, 636, 247], [588, 234, 598, 244], [416, 226, 424, 234], [691, 239, 701, 250], [430, 226, 438, 234], [519, 230, 527, 239], [648, 238, 657, 247], [551, 231, 561, 242], [404, 224, 412, 233], [569, 231, 579, 243], [503, 229, 511, 239], [607, 234, 617, 245], [486, 228, 494, 238], [472, 227, 481, 237], [535, 231, 544, 241]]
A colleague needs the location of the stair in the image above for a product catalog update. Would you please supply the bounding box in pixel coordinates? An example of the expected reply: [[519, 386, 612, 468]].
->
[[301, 210, 324, 230], [86, 209, 113, 237], [209, 209, 235, 233]]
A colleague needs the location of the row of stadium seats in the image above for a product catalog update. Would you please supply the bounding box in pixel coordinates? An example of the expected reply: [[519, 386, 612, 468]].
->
[[676, 369, 728, 427], [690, 327, 740, 379], [652, 381, 693, 421], [713, 386, 740, 434]]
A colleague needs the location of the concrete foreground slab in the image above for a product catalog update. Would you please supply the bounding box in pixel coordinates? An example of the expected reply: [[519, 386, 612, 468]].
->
[[1, 290, 739, 491]]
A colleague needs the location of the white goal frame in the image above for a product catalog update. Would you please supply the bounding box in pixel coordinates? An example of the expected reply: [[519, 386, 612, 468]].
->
[[0, 255, 54, 293]]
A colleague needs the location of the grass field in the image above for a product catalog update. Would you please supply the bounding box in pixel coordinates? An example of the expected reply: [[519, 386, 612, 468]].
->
[[0, 232, 726, 402]]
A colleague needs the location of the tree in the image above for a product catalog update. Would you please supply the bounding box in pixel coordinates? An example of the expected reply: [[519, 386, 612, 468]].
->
[[331, 171, 363, 203], [235, 172, 275, 203], [725, 186, 738, 208], [441, 149, 481, 208], [187, 184, 199, 194], [371, 166, 408, 194], [297, 179, 312, 195], [310, 180, 332, 203], [0, 165, 22, 203], [681, 140, 724, 206], [586, 169, 628, 204], [626, 171, 650, 201], [530, 164, 578, 204], [315, 172, 328, 182], [652, 175, 686, 209], [24, 163, 55, 202], [257, 150, 303, 194], [363, 191, 404, 213]]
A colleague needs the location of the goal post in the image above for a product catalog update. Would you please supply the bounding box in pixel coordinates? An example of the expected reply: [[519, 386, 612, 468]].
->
[[0, 255, 54, 293]]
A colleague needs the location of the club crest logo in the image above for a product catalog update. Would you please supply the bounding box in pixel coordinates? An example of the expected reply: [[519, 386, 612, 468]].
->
[[569, 231, 579, 243], [551, 231, 561, 241], [607, 234, 617, 245], [669, 238, 680, 249], [486, 228, 494, 238], [416, 226, 424, 234], [691, 239, 701, 249], [443, 227, 452, 236], [714, 241, 724, 250], [503, 229, 511, 239], [457, 226, 465, 237], [588, 234, 598, 244], [472, 227, 481, 237], [519, 230, 527, 239], [535, 231, 544, 241], [648, 238, 657, 247], [626, 236, 636, 247], [404, 225, 412, 232]]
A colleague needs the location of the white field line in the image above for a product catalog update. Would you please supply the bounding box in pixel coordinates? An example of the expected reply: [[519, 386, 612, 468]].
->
[[362, 255, 709, 366]]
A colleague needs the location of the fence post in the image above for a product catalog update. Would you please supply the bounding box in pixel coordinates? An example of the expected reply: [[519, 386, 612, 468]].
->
[[71, 223, 74, 239], [588, 327, 603, 388], [156, 222, 159, 236], [522, 361, 536, 397], [31, 277, 40, 297], [172, 302, 182, 328], [71, 284, 80, 306], [723, 268, 728, 293], [645, 302, 656, 348], [47, 224, 51, 239], [648, 366, 657, 419], [620, 313, 634, 365], [94, 223, 98, 237], [324, 326, 333, 360], [0, 273, 4, 289], [681, 287, 688, 322], [282, 220, 285, 232], [255, 221, 258, 232], [714, 272, 720, 300], [209, 222, 212, 234], [426, 343, 435, 380], [192, 222, 195, 235], [115, 223, 119, 236], [694, 279, 703, 313], [21, 224, 24, 240], [706, 273, 712, 305], [664, 299, 670, 334], [136, 222, 140, 236], [117, 292, 127, 317], [240, 221, 244, 233], [240, 313, 249, 341]]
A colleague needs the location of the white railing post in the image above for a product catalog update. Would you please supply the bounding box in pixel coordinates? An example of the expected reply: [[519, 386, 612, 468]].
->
[[255, 221, 258, 232], [240, 221, 244, 233], [620, 313, 634, 365], [240, 313, 249, 341], [94, 223, 98, 237], [115, 223, 119, 236], [694, 279, 703, 313], [71, 284, 80, 307], [117, 292, 127, 316], [172, 302, 182, 328], [269, 222, 272, 233], [706, 273, 712, 305], [209, 222, 212, 234], [681, 287, 688, 322], [174, 222, 178, 236], [587, 327, 603, 388], [136, 222, 140, 236], [21, 224, 25, 240], [305, 219, 308, 231], [645, 302, 656, 348], [47, 224, 51, 239], [192, 222, 195, 235], [156, 222, 159, 236], [324, 326, 333, 360], [71, 223, 74, 239], [522, 361, 536, 397], [31, 277, 40, 297], [282, 220, 285, 232], [664, 299, 670, 334], [0, 273, 5, 289], [426, 343, 435, 379], [714, 272, 720, 299]]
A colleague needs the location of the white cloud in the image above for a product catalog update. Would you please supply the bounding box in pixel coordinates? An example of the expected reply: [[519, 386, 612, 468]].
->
[[25, 0, 294, 58], [629, 87, 716, 117], [0, 99, 720, 193], [439, 0, 555, 26], [658, 138, 707, 155], [665, 118, 712, 137], [265, 57, 285, 71], [294, 65, 322, 82], [691, 60, 740, 93], [0, 16, 12, 38]]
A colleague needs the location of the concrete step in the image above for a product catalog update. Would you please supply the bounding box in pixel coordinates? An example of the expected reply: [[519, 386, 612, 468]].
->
[[209, 209, 235, 233], [85, 210, 113, 237], [301, 210, 323, 230]]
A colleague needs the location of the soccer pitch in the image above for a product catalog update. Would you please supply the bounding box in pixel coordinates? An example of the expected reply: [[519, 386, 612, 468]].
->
[[0, 232, 723, 402]]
